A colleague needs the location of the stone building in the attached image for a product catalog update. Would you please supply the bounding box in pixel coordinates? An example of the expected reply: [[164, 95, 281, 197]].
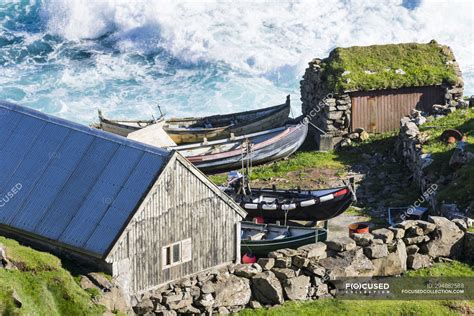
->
[[300, 41, 464, 149]]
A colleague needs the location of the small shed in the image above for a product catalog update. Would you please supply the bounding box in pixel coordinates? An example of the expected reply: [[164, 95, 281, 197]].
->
[[0, 101, 246, 296], [300, 41, 464, 149]]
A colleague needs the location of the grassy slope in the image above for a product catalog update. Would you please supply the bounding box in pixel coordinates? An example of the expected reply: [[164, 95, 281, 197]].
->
[[0, 237, 105, 315], [420, 108, 474, 209], [239, 262, 474, 316], [321, 41, 458, 92]]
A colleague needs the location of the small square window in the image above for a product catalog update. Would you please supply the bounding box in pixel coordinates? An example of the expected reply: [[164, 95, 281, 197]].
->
[[173, 243, 181, 263], [162, 238, 192, 270]]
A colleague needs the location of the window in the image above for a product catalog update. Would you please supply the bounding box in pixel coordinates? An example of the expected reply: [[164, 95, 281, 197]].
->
[[162, 238, 192, 269]]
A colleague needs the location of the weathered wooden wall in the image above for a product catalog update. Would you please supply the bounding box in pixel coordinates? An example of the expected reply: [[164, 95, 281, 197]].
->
[[106, 154, 242, 295]]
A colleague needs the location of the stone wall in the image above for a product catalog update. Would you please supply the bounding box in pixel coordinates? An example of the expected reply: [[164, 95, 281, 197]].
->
[[300, 51, 464, 150], [131, 216, 470, 315]]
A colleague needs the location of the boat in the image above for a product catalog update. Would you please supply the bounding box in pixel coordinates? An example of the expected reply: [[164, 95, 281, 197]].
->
[[96, 96, 291, 143], [241, 221, 327, 256], [228, 185, 355, 221], [175, 123, 308, 173]]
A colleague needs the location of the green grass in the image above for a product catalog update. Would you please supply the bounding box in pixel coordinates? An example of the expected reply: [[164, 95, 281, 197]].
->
[[320, 41, 458, 92], [0, 237, 105, 315], [468, 227, 474, 233], [419, 108, 474, 210], [405, 261, 474, 277], [238, 299, 472, 316]]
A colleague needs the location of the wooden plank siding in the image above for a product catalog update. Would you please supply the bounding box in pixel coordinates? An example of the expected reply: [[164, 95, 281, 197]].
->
[[350, 86, 444, 133], [106, 154, 243, 294]]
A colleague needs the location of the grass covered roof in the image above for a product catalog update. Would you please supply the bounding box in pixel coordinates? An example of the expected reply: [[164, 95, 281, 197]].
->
[[319, 41, 459, 93]]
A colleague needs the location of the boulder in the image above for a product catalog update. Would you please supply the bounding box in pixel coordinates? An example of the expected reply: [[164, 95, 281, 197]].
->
[[351, 233, 374, 247], [407, 254, 432, 270], [371, 239, 407, 276], [372, 228, 394, 243], [274, 257, 292, 268], [292, 256, 310, 268], [201, 282, 215, 294], [389, 228, 405, 239], [272, 268, 298, 280], [395, 220, 418, 230], [214, 275, 251, 307], [452, 218, 468, 232], [297, 242, 327, 259], [269, 248, 300, 258], [415, 220, 437, 234], [282, 275, 310, 301], [257, 258, 275, 271], [420, 216, 464, 259], [195, 293, 214, 308], [87, 272, 113, 291], [363, 244, 389, 259], [325, 237, 356, 252], [233, 264, 262, 278], [251, 271, 285, 305], [406, 245, 420, 255], [403, 235, 430, 245], [305, 263, 326, 277], [319, 248, 374, 278]]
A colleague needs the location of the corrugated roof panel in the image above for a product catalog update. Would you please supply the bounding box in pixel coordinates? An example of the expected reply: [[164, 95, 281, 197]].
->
[[84, 152, 166, 254], [9, 132, 95, 231], [58, 146, 145, 248], [0, 123, 70, 224], [0, 101, 171, 257]]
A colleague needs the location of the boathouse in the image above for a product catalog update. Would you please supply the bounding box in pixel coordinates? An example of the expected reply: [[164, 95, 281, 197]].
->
[[0, 101, 246, 296], [300, 41, 464, 149]]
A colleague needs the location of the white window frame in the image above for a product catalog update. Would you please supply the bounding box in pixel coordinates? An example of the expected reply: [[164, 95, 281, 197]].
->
[[162, 238, 192, 269]]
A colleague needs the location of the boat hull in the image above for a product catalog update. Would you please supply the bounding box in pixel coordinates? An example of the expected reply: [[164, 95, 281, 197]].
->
[[241, 222, 327, 257], [178, 123, 308, 173], [237, 187, 354, 221]]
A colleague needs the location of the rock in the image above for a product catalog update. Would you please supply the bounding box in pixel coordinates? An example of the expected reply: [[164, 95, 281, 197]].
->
[[420, 216, 464, 259], [272, 268, 297, 280], [403, 235, 430, 245], [177, 305, 200, 314], [371, 228, 394, 244], [395, 220, 418, 230], [305, 263, 326, 277], [297, 242, 327, 259], [217, 307, 230, 315], [315, 284, 329, 297], [340, 138, 352, 147], [87, 272, 113, 291], [133, 297, 154, 314], [405, 226, 424, 237], [319, 248, 374, 278], [201, 282, 215, 294], [407, 254, 432, 270], [257, 258, 275, 271], [268, 251, 284, 259], [292, 256, 310, 268], [12, 291, 22, 308], [359, 131, 370, 141], [162, 293, 183, 304], [234, 264, 262, 278], [415, 220, 437, 234], [282, 275, 310, 301], [406, 245, 420, 255], [363, 244, 389, 259], [452, 218, 468, 232], [351, 233, 374, 247], [274, 257, 292, 268], [189, 286, 201, 300], [79, 275, 97, 290], [251, 271, 285, 305], [249, 300, 262, 309], [371, 239, 407, 276], [270, 248, 300, 258], [389, 227, 405, 239], [153, 303, 167, 312], [348, 132, 360, 140], [214, 275, 251, 307], [167, 295, 193, 310], [372, 239, 384, 245], [196, 293, 214, 308], [325, 237, 356, 252]]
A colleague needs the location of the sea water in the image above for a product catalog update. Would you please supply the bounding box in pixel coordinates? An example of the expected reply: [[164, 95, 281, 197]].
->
[[0, 0, 472, 124]]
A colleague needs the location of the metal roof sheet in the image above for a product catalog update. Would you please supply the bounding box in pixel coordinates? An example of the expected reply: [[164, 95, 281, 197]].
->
[[0, 101, 170, 257]]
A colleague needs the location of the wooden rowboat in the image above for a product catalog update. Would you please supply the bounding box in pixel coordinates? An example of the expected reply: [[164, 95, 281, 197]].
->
[[175, 123, 308, 173], [96, 96, 291, 144], [241, 221, 327, 257], [231, 186, 354, 221]]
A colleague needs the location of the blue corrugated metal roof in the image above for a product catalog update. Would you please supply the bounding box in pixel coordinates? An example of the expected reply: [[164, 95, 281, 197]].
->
[[0, 101, 170, 257]]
